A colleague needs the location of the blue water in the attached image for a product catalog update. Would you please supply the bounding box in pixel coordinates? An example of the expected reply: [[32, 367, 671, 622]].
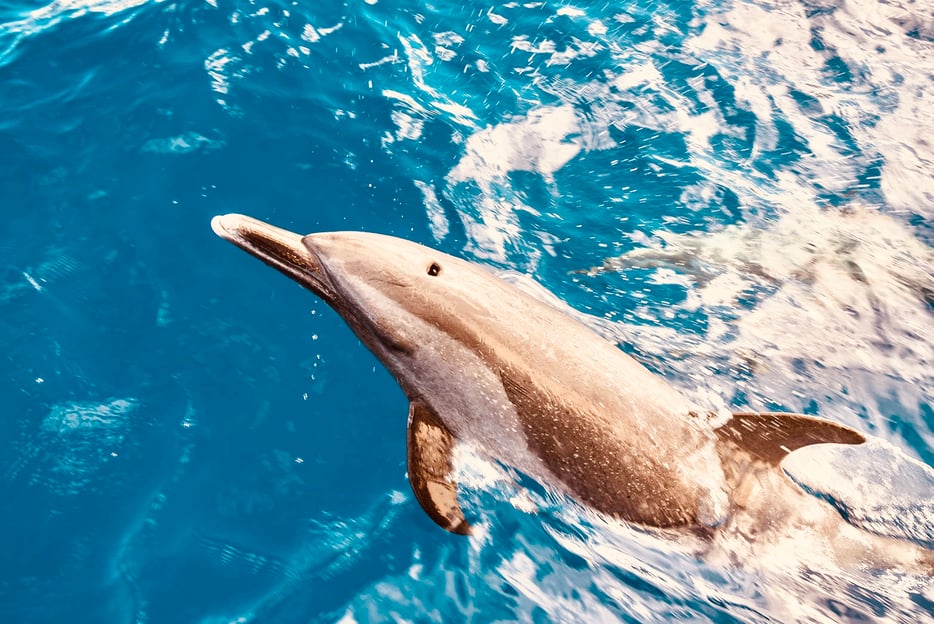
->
[[2, 0, 933, 621]]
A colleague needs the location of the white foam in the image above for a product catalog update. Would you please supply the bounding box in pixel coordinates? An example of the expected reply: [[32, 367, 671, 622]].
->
[[687, 0, 934, 218], [622, 203, 933, 369], [413, 180, 449, 242], [204, 48, 235, 95], [448, 105, 581, 183], [28, 0, 150, 20]]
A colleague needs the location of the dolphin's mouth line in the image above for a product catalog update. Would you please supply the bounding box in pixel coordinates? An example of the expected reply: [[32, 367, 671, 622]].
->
[[213, 214, 418, 367], [211, 214, 339, 304]]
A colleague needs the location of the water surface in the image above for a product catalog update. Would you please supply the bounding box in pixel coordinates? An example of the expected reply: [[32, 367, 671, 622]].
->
[[1, 0, 933, 622]]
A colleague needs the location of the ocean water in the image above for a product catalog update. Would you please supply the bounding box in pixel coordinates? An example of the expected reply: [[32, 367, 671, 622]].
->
[[2, 0, 933, 621]]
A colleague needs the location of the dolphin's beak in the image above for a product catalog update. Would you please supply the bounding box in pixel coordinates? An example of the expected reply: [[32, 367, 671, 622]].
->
[[211, 213, 336, 301]]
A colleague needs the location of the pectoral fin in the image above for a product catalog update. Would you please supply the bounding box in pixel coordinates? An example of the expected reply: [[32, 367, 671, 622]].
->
[[406, 400, 471, 535], [715, 412, 866, 465]]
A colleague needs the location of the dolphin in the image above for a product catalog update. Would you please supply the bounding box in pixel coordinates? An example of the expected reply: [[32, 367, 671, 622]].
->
[[210, 213, 931, 570]]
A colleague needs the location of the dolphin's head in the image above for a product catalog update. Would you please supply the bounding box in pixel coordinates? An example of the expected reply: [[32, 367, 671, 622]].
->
[[211, 213, 497, 393]]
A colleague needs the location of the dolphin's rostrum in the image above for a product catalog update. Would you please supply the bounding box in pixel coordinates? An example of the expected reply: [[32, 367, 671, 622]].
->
[[211, 214, 930, 570]]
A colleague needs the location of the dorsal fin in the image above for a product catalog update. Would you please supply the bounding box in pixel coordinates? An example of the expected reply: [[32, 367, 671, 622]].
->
[[406, 400, 472, 535], [715, 412, 866, 465]]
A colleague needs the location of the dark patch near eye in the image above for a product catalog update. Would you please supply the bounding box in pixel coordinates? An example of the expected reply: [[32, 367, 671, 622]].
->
[[427, 262, 442, 276]]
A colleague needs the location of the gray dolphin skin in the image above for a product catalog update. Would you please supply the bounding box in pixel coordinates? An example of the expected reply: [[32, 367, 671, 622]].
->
[[211, 213, 932, 571]]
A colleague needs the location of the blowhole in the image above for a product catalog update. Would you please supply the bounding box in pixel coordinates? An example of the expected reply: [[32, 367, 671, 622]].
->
[[427, 262, 442, 276]]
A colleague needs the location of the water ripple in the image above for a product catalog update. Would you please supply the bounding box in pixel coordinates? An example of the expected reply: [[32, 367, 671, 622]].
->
[[0, 0, 153, 68], [2, 0, 932, 622]]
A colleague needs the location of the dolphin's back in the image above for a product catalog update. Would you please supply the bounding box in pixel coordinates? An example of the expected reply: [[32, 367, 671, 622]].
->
[[387, 257, 732, 527]]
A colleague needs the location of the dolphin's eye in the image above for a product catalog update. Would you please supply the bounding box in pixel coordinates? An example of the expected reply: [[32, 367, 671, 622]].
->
[[427, 262, 442, 276]]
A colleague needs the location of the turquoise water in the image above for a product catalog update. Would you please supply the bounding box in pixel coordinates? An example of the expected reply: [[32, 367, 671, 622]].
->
[[2, 0, 933, 621]]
